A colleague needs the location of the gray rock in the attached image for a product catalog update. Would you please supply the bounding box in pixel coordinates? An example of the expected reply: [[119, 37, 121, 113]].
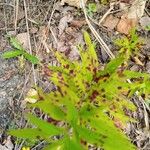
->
[[0, 52, 23, 128]]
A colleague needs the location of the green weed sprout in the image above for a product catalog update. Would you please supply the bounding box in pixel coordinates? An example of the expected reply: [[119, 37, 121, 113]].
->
[[2, 36, 39, 65]]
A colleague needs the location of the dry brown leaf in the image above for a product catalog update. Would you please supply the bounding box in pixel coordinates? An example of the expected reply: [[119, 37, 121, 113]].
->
[[117, 14, 137, 34], [61, 0, 87, 8], [70, 19, 86, 28], [57, 41, 69, 52], [68, 45, 80, 60], [117, 0, 146, 34], [58, 14, 73, 35], [16, 32, 29, 50], [102, 15, 119, 30]]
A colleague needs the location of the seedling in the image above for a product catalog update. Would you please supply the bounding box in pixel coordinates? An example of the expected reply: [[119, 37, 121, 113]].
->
[[115, 29, 142, 59], [87, 3, 97, 16], [2, 36, 39, 65], [145, 25, 150, 31]]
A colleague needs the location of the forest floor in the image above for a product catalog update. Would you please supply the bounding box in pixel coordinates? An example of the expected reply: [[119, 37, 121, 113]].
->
[[0, 0, 150, 149]]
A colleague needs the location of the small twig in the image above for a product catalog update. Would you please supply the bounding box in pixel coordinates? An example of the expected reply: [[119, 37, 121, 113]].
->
[[18, 69, 32, 100], [23, 0, 37, 85], [49, 27, 58, 44], [31, 140, 46, 150], [47, 1, 58, 45], [3, 3, 7, 32], [14, 0, 19, 34], [145, 8, 150, 17], [99, 3, 114, 24], [80, 0, 115, 59], [47, 1, 57, 28]]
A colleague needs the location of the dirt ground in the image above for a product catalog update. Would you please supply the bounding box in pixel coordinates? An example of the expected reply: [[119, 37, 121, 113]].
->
[[0, 0, 150, 149]]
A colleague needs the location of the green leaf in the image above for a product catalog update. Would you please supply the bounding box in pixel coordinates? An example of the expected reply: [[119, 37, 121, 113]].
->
[[88, 3, 97, 12], [2, 50, 23, 58], [123, 70, 149, 78], [65, 100, 79, 126], [30, 100, 66, 121], [84, 31, 92, 47], [43, 142, 64, 150], [63, 138, 84, 150], [89, 114, 136, 150], [77, 126, 103, 146], [24, 53, 39, 64], [27, 114, 63, 136], [103, 56, 124, 75], [9, 36, 24, 50], [9, 128, 44, 139]]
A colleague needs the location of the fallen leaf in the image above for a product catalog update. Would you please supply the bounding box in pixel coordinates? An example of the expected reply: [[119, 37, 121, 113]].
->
[[57, 27, 84, 58], [61, 0, 87, 8], [16, 32, 29, 50], [102, 15, 119, 30], [58, 14, 73, 35], [68, 45, 80, 60], [117, 0, 146, 34], [25, 88, 38, 104], [70, 19, 86, 28], [117, 14, 137, 34], [134, 57, 144, 66], [128, 0, 146, 19], [57, 41, 69, 52]]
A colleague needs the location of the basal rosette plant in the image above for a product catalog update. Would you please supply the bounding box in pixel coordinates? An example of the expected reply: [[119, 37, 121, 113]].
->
[[9, 32, 150, 150]]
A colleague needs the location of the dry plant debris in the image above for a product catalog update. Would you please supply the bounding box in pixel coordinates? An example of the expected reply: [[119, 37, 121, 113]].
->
[[61, 0, 88, 8], [117, 0, 146, 34], [0, 136, 14, 150], [16, 33, 29, 50], [101, 0, 147, 34]]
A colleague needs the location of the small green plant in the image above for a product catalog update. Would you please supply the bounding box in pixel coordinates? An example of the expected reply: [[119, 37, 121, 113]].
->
[[2, 36, 39, 64], [115, 29, 142, 59], [100, 0, 108, 5], [9, 32, 150, 150], [145, 25, 150, 31], [87, 3, 97, 16]]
